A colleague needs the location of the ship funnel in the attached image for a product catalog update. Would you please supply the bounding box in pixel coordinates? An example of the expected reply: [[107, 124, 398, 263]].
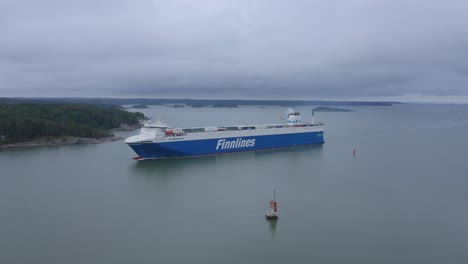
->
[[286, 110, 301, 126], [311, 110, 315, 125]]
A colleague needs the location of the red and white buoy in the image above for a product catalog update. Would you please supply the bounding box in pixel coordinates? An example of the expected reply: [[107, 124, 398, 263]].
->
[[266, 189, 278, 220]]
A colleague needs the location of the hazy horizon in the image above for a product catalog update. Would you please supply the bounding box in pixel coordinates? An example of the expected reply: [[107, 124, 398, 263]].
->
[[3, 95, 468, 104]]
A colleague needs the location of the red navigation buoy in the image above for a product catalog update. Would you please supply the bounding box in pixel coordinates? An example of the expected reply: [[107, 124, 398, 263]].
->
[[266, 189, 278, 220]]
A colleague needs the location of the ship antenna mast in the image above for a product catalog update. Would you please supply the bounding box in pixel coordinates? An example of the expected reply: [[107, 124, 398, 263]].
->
[[311, 110, 315, 125]]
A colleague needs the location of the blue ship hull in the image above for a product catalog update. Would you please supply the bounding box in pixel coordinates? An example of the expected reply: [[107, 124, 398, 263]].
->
[[127, 131, 324, 159]]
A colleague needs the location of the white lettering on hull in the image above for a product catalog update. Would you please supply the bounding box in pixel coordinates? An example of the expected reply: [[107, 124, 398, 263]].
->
[[216, 138, 256, 150]]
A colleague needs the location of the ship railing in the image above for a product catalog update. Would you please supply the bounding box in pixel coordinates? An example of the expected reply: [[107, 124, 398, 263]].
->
[[165, 122, 323, 135]]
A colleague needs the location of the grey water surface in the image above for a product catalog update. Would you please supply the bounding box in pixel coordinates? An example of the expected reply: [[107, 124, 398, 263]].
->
[[1, 104, 468, 264]]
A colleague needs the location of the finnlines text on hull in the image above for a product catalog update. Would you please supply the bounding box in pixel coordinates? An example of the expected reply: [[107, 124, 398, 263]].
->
[[216, 138, 256, 150]]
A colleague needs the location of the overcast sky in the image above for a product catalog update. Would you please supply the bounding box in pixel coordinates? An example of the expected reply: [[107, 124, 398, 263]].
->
[[1, 0, 468, 101]]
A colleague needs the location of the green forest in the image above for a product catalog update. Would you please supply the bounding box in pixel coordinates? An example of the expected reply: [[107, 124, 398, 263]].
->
[[0, 104, 145, 144]]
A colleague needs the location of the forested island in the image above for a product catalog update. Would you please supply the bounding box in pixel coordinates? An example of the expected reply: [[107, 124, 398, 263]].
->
[[0, 104, 146, 148], [130, 104, 149, 109], [313, 106, 352, 112], [190, 103, 238, 108]]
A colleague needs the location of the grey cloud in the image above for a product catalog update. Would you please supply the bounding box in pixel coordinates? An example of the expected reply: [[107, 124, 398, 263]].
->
[[1, 0, 468, 100]]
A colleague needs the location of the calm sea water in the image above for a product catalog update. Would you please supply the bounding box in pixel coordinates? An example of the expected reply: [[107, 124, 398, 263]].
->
[[1, 104, 468, 264]]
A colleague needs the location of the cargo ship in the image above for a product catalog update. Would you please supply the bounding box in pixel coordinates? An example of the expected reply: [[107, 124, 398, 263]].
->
[[125, 110, 324, 160]]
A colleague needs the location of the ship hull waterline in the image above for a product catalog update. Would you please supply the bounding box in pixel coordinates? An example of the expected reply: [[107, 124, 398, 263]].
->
[[127, 131, 324, 160]]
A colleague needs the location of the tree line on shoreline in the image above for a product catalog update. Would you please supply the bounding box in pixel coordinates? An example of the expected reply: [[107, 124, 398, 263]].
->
[[0, 104, 145, 144]]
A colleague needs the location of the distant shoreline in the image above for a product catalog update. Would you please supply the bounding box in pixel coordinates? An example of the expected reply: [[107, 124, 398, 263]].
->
[[0, 97, 400, 106], [313, 106, 352, 112]]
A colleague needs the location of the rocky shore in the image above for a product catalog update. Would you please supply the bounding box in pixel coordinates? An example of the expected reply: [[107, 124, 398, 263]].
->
[[0, 136, 124, 149]]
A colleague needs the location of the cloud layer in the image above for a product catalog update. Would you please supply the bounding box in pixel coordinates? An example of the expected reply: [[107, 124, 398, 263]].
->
[[1, 0, 468, 100]]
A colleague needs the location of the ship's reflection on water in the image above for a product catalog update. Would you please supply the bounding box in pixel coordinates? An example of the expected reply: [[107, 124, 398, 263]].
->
[[268, 219, 277, 240]]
